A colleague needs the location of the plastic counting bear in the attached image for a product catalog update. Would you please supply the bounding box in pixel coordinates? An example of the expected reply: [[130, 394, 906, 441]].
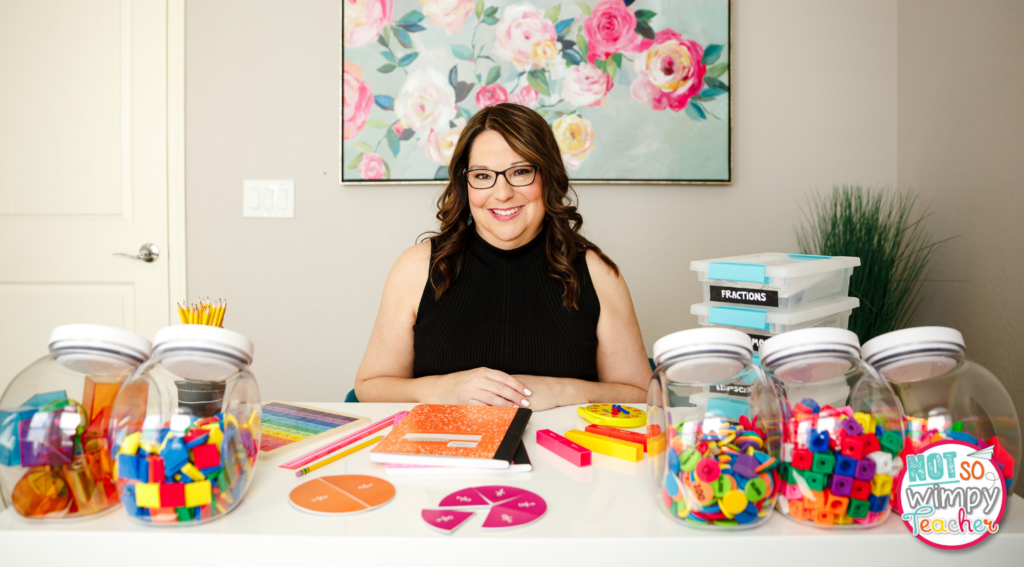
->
[[659, 414, 780, 527], [777, 399, 902, 528], [114, 410, 259, 524]]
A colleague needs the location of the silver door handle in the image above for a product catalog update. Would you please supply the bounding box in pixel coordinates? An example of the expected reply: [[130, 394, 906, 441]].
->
[[113, 243, 160, 263]]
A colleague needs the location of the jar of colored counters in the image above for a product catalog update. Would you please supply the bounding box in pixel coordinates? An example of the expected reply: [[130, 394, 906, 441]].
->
[[0, 324, 152, 519], [760, 328, 904, 529], [647, 328, 783, 529], [863, 327, 1020, 491], [110, 325, 261, 525]]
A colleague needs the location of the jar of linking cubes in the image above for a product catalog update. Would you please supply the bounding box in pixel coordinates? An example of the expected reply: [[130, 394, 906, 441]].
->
[[647, 328, 783, 529], [110, 325, 261, 525], [862, 327, 1020, 491], [0, 324, 152, 519], [760, 328, 904, 529]]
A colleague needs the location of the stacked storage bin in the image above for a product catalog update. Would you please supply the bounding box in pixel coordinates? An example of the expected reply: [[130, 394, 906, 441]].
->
[[689, 254, 861, 360]]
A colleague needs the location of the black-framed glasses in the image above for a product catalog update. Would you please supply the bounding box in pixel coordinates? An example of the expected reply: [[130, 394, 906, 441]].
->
[[464, 165, 538, 189]]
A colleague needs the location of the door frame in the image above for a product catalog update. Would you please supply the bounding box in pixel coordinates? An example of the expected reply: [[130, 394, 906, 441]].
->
[[168, 0, 187, 319]]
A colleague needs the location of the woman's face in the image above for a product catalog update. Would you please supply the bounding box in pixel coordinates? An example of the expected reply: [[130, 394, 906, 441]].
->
[[465, 130, 546, 250]]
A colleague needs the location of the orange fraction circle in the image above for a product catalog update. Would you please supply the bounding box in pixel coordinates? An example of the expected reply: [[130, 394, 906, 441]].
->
[[289, 474, 395, 516]]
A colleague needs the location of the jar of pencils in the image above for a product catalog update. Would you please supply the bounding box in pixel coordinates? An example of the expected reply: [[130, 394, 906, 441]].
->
[[110, 325, 261, 525], [760, 328, 904, 529], [0, 324, 152, 519], [647, 328, 784, 529]]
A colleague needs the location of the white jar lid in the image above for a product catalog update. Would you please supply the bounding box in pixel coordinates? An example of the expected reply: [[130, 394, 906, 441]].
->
[[861, 326, 965, 364], [760, 328, 860, 367], [653, 327, 753, 364], [153, 325, 254, 365], [48, 324, 152, 362]]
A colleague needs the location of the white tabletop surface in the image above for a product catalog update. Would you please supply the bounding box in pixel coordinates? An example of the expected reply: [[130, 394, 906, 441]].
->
[[1, 402, 1022, 565]]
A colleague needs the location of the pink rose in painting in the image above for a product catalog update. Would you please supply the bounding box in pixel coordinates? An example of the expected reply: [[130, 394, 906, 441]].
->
[[630, 29, 706, 112], [418, 0, 475, 34], [511, 85, 539, 107], [494, 4, 560, 72], [343, 61, 373, 141], [357, 153, 386, 180], [476, 84, 509, 109], [392, 122, 405, 136], [584, 0, 645, 63], [394, 68, 458, 132], [561, 62, 614, 107], [343, 0, 393, 47]]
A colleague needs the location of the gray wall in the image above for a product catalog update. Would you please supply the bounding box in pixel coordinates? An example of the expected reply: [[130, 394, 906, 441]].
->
[[186, 0, 903, 402], [898, 0, 1024, 496]]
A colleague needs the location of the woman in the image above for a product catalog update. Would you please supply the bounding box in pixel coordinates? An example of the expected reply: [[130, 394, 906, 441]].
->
[[355, 103, 649, 411]]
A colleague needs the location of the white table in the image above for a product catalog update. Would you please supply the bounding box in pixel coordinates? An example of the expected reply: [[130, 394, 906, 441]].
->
[[1, 403, 1022, 564]]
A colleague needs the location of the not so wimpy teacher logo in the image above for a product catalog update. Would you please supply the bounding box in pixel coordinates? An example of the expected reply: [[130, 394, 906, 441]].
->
[[895, 440, 1006, 549]]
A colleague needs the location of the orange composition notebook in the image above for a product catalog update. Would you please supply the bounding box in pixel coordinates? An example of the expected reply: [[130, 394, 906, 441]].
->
[[369, 404, 532, 469]]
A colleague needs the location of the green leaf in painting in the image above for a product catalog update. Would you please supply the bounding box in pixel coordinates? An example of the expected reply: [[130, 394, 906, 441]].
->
[[576, 30, 588, 59], [386, 128, 400, 157], [685, 102, 706, 120], [395, 27, 413, 48], [354, 141, 375, 153], [700, 87, 726, 98], [704, 76, 729, 91], [635, 9, 656, 21], [706, 62, 728, 79], [395, 10, 425, 27], [475, 0, 483, 19], [485, 65, 501, 86], [346, 152, 364, 169], [435, 166, 449, 180], [612, 53, 622, 68], [377, 63, 397, 74], [380, 51, 397, 64], [377, 34, 388, 49], [604, 55, 618, 79], [594, 59, 606, 73], [544, 4, 561, 23], [575, 1, 591, 16], [635, 20, 655, 40], [383, 160, 391, 180], [484, 6, 498, 17], [526, 69, 550, 96], [397, 52, 419, 67], [451, 44, 475, 61], [366, 118, 390, 129], [482, 16, 499, 25], [702, 44, 724, 65]]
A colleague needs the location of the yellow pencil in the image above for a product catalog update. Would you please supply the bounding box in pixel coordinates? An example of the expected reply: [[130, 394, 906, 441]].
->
[[295, 436, 382, 477]]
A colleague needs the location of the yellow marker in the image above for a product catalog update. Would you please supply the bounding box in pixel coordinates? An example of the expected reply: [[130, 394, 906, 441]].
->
[[565, 429, 643, 462], [296, 436, 382, 477]]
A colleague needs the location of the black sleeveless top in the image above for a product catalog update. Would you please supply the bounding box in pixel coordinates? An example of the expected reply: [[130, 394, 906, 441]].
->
[[413, 227, 601, 381]]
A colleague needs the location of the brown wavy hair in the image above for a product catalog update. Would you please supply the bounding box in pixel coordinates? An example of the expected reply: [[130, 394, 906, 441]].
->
[[426, 103, 618, 309]]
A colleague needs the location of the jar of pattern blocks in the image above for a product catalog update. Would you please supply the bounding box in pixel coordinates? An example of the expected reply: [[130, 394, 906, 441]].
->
[[110, 325, 261, 525], [863, 327, 1020, 492], [0, 324, 152, 519], [647, 328, 783, 529], [760, 328, 904, 528]]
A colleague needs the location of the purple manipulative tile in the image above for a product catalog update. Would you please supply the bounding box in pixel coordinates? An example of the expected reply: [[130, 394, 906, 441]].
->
[[830, 474, 853, 497], [18, 411, 74, 467], [840, 418, 864, 437], [854, 458, 877, 481], [733, 453, 760, 479]]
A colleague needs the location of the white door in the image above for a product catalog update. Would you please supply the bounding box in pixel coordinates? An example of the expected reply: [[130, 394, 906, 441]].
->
[[0, 0, 182, 395]]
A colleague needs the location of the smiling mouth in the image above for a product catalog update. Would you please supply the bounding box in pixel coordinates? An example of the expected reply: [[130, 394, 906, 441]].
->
[[489, 206, 522, 218]]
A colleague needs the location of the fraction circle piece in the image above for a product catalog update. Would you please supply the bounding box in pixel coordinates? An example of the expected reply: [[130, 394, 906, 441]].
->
[[289, 474, 395, 516], [427, 485, 547, 532]]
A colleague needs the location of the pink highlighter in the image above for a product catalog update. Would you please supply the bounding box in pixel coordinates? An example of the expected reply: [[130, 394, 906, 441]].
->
[[536, 429, 592, 467]]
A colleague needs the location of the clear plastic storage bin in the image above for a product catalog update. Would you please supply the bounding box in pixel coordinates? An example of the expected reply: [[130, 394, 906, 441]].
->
[[647, 328, 783, 528], [0, 324, 152, 519], [691, 253, 860, 312], [110, 325, 261, 525], [691, 296, 859, 353], [761, 328, 904, 528], [862, 327, 1020, 491]]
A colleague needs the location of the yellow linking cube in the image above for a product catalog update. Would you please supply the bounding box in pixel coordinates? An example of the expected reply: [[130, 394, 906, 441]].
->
[[565, 429, 643, 462], [871, 473, 893, 496]]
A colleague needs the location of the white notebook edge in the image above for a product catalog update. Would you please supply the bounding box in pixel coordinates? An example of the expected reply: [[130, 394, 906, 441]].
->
[[369, 452, 512, 469]]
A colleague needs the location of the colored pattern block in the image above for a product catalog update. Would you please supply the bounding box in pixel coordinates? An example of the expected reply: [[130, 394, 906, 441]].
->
[[536, 429, 591, 467], [565, 430, 643, 462], [422, 509, 475, 534]]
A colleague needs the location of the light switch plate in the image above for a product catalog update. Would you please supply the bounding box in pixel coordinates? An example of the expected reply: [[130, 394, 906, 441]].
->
[[243, 180, 294, 218]]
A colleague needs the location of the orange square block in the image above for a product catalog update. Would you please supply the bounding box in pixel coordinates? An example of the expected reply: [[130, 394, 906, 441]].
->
[[813, 510, 835, 527], [803, 489, 825, 510], [826, 491, 849, 516]]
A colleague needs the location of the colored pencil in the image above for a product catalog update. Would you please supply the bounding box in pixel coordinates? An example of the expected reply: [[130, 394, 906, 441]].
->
[[295, 436, 382, 477], [279, 410, 409, 470]]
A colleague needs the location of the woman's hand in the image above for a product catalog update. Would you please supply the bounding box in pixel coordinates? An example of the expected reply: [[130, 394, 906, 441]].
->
[[426, 368, 532, 407], [511, 376, 563, 412]]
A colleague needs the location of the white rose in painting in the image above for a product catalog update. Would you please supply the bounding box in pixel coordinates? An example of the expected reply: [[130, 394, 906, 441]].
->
[[561, 62, 613, 107], [418, 0, 475, 34], [494, 4, 560, 72], [421, 120, 465, 165], [394, 68, 458, 133], [551, 114, 595, 170], [343, 0, 393, 47]]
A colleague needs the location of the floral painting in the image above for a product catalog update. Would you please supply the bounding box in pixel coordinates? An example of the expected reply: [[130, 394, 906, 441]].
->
[[342, 0, 730, 184]]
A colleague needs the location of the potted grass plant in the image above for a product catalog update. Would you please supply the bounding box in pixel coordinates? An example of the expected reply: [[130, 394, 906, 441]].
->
[[795, 184, 952, 344]]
